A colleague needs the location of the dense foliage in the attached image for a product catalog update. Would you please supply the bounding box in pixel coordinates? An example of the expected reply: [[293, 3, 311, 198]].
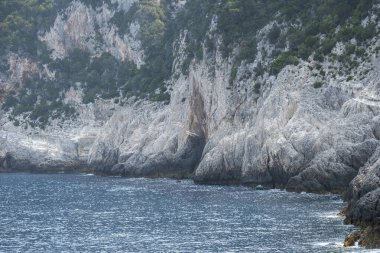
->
[[1, 0, 172, 128], [170, 0, 378, 78], [111, 0, 172, 99], [215, 0, 378, 75], [1, 0, 379, 128], [0, 0, 55, 56]]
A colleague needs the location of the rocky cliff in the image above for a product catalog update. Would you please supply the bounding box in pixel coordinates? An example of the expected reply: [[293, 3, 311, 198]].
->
[[1, 0, 380, 248]]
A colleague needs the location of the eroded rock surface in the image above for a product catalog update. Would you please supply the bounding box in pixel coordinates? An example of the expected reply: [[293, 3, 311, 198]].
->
[[345, 146, 380, 248]]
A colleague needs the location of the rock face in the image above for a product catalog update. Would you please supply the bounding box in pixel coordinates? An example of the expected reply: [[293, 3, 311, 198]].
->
[[41, 0, 143, 65], [345, 146, 380, 248], [0, 0, 133, 173], [89, 82, 208, 178], [0, 97, 116, 172], [0, 150, 11, 171], [89, 54, 380, 193]]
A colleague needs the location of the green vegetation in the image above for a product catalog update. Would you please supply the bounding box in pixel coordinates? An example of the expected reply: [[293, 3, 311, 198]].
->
[[313, 81, 324, 89], [254, 81, 261, 94], [229, 66, 238, 85], [1, 0, 172, 128], [0, 0, 55, 56], [111, 0, 172, 101], [217, 1, 282, 59], [1, 0, 379, 128], [274, 0, 377, 73], [171, 1, 218, 73], [3, 73, 77, 129], [268, 25, 281, 44], [2, 44, 172, 128], [168, 0, 377, 83], [215, 0, 377, 76], [271, 53, 299, 75]]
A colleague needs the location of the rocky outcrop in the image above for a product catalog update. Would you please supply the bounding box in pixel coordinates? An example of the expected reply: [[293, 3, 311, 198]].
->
[[0, 0, 150, 173], [344, 145, 380, 248], [0, 129, 82, 172], [89, 79, 208, 178], [344, 231, 361, 247], [0, 97, 116, 172], [0, 150, 11, 171], [41, 0, 143, 65], [86, 53, 380, 195], [193, 61, 380, 191]]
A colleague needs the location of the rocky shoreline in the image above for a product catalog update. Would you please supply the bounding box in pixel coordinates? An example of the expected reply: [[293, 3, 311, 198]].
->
[[344, 190, 380, 248], [1, 150, 379, 249]]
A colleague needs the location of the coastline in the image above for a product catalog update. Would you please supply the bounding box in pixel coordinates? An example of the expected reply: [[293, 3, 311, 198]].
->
[[1, 167, 375, 249]]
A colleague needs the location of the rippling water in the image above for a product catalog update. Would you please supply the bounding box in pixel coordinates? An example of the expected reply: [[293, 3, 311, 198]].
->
[[0, 173, 375, 252]]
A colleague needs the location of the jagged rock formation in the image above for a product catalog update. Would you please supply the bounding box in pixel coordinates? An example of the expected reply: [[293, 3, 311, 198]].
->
[[41, 0, 143, 65], [344, 145, 380, 247], [1, 0, 380, 248]]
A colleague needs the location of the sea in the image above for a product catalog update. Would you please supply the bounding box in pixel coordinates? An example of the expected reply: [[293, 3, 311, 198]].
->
[[0, 173, 378, 253]]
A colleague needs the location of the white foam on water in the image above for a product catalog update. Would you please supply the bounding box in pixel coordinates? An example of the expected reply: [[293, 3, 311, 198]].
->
[[317, 211, 342, 219], [107, 186, 135, 192], [312, 241, 343, 247]]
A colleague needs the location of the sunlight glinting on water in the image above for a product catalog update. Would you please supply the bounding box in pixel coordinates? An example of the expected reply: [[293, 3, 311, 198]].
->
[[0, 173, 374, 252]]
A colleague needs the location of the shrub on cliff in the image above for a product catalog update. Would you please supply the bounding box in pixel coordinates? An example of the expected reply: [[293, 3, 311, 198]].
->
[[271, 53, 299, 75]]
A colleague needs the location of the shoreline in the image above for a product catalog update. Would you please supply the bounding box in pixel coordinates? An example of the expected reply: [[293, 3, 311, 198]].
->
[[1, 168, 373, 249], [0, 171, 356, 252]]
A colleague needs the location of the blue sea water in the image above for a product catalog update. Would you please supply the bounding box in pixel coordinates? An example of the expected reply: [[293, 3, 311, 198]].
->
[[0, 173, 376, 252]]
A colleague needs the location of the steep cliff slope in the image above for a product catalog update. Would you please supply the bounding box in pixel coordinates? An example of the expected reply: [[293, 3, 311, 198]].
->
[[1, 0, 380, 247]]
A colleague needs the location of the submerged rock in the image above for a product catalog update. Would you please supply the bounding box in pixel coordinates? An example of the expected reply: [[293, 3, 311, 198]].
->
[[255, 185, 265, 190], [359, 226, 380, 248], [344, 227, 380, 249], [344, 231, 360, 247]]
